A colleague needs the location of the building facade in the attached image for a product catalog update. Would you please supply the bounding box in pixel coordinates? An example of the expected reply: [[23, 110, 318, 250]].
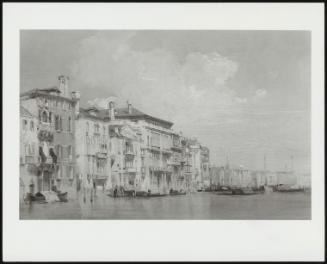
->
[[20, 76, 211, 197], [20, 76, 77, 194], [75, 104, 111, 191], [20, 106, 39, 198]]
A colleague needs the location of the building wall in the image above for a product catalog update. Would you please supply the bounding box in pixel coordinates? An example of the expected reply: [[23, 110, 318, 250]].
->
[[20, 112, 39, 198], [21, 94, 77, 193], [75, 116, 111, 190]]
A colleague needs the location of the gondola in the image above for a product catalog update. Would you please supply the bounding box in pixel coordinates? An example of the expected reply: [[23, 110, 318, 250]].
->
[[57, 191, 68, 202], [169, 190, 186, 196]]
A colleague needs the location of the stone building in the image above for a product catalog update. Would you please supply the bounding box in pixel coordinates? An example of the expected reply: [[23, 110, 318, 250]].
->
[[75, 103, 111, 190], [20, 76, 78, 193], [107, 120, 142, 192], [182, 138, 210, 191], [20, 106, 39, 198], [200, 146, 210, 188], [111, 101, 177, 194]]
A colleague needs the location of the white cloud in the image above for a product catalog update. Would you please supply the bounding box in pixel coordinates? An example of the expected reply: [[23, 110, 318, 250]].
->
[[255, 89, 267, 99], [235, 97, 247, 104], [70, 32, 241, 127]]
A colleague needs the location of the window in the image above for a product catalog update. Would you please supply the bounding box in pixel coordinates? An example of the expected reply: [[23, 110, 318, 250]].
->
[[24, 144, 28, 155], [49, 112, 52, 124], [86, 122, 89, 136], [22, 119, 28, 130], [94, 123, 99, 134], [55, 115, 60, 130], [151, 132, 160, 147], [42, 111, 48, 122], [30, 120, 34, 131], [68, 145, 72, 159], [68, 117, 72, 132], [103, 125, 106, 135]]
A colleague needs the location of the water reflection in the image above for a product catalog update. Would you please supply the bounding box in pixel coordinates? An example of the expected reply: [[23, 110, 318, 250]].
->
[[20, 191, 311, 220]]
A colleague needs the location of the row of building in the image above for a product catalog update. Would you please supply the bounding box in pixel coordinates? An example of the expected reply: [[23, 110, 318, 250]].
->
[[20, 76, 210, 197], [209, 165, 311, 189]]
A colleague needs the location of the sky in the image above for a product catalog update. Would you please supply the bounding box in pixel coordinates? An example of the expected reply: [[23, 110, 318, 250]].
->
[[20, 30, 311, 172]]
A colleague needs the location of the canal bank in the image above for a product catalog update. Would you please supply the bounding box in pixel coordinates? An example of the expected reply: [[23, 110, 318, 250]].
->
[[20, 191, 311, 220]]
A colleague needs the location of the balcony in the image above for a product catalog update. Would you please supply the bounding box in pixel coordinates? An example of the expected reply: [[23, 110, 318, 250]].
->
[[125, 167, 137, 173], [124, 148, 135, 157], [149, 166, 172, 173], [38, 156, 53, 164], [25, 155, 36, 164], [167, 159, 181, 166], [150, 145, 160, 152], [161, 148, 172, 155], [171, 144, 182, 151], [39, 121, 51, 131], [96, 152, 107, 159], [38, 130, 54, 142]]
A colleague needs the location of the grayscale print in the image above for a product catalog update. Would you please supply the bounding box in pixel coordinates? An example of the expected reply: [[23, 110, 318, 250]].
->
[[19, 30, 311, 220]]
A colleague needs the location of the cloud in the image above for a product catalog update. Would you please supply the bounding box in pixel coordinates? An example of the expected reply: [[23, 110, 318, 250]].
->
[[70, 32, 241, 129], [254, 89, 267, 99], [235, 97, 247, 104], [87, 96, 118, 109]]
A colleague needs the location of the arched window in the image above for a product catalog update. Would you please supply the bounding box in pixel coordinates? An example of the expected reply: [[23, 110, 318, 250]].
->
[[86, 122, 89, 136], [42, 111, 48, 122]]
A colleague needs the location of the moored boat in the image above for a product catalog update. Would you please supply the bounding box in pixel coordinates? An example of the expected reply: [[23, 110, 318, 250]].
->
[[273, 184, 305, 193], [169, 190, 186, 196], [147, 192, 167, 197], [57, 192, 68, 202]]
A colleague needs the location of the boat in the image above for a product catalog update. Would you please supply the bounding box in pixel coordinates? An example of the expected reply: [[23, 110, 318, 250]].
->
[[31, 192, 46, 202], [57, 192, 68, 202], [273, 184, 305, 193], [147, 192, 167, 197], [214, 185, 264, 195], [123, 189, 136, 197], [135, 191, 150, 197], [215, 186, 233, 195], [169, 190, 186, 196]]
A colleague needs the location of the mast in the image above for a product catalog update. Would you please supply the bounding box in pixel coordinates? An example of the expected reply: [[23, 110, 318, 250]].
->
[[264, 154, 268, 186]]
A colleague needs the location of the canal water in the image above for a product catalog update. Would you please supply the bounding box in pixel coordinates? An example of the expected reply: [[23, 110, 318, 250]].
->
[[20, 191, 311, 220]]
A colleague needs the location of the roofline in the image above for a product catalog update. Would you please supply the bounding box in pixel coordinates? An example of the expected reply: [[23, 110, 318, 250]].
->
[[115, 114, 173, 127], [20, 89, 76, 104]]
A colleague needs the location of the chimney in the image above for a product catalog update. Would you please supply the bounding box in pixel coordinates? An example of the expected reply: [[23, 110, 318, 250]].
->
[[71, 91, 80, 116], [108, 100, 115, 120], [127, 100, 132, 114], [58, 75, 69, 97]]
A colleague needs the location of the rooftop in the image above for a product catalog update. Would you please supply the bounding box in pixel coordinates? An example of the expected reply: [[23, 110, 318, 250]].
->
[[20, 87, 75, 103], [79, 105, 174, 128]]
